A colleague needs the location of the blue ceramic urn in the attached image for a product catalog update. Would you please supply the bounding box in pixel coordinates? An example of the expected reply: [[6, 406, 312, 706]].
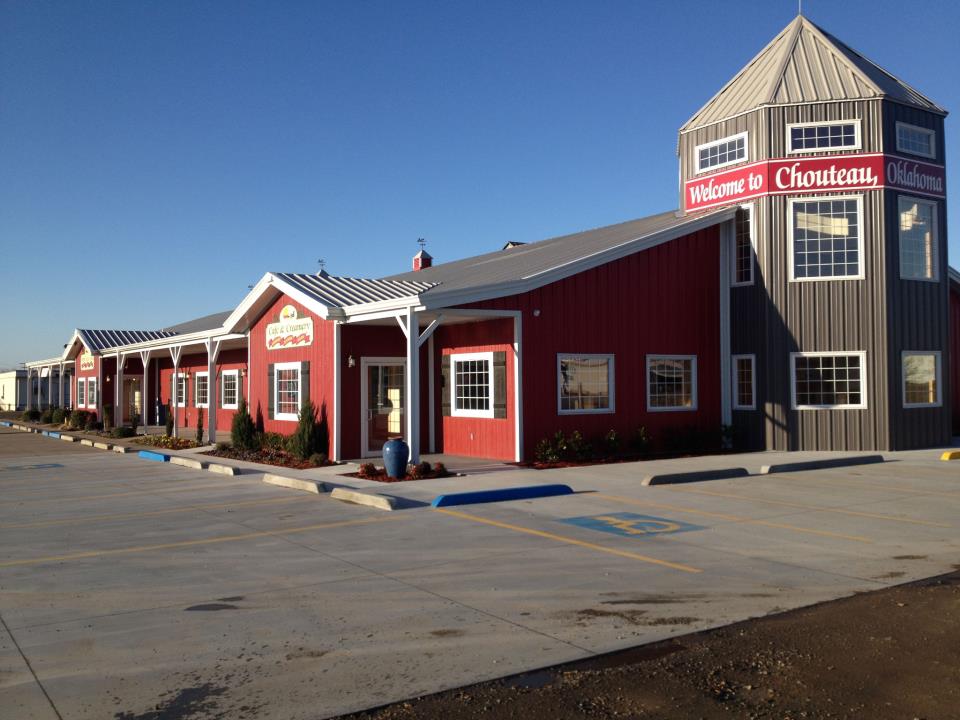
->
[[382, 438, 409, 479]]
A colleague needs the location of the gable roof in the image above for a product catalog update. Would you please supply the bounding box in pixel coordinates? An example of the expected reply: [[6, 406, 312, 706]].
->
[[72, 329, 176, 356], [162, 311, 232, 335], [681, 15, 946, 133], [384, 207, 734, 308]]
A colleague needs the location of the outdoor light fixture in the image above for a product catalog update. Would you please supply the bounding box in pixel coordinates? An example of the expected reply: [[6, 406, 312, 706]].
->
[[240, 368, 246, 378], [348, 355, 355, 368]]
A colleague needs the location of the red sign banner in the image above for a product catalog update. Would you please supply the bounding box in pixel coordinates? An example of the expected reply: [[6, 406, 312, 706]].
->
[[685, 153, 945, 211]]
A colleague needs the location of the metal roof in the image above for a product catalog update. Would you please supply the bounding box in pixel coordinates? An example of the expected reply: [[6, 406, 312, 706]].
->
[[76, 329, 177, 354], [161, 311, 232, 335], [681, 15, 946, 132], [271, 272, 435, 308], [384, 208, 729, 301], [949, 266, 960, 286]]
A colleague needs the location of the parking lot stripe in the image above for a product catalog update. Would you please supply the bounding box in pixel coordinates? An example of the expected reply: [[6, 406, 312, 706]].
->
[[762, 472, 960, 500], [669, 487, 952, 528], [434, 507, 702, 573], [593, 494, 872, 543], [0, 516, 402, 568], [0, 482, 246, 506], [0, 495, 307, 530]]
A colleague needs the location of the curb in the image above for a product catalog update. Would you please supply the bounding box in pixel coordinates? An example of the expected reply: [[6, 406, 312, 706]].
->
[[263, 473, 328, 495], [641, 468, 750, 486], [330, 487, 397, 511], [113, 445, 133, 454], [170, 456, 206, 470], [207, 463, 239, 476], [138, 450, 170, 462], [93, 441, 112, 451], [760, 455, 885, 474], [80, 439, 94, 447], [431, 484, 575, 508], [60, 434, 78, 443], [942, 451, 960, 461]]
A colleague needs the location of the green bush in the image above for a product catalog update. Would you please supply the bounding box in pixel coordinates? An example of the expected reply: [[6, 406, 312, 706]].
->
[[51, 407, 66, 425], [21, 409, 40, 422], [358, 462, 379, 478], [432, 462, 449, 478], [40, 408, 55, 424], [231, 398, 258, 450], [534, 435, 561, 463], [68, 409, 88, 429], [308, 452, 328, 467], [631, 426, 651, 456], [195, 407, 204, 445], [110, 426, 135, 439], [567, 430, 593, 461], [130, 413, 140, 434], [602, 429, 620, 457], [260, 431, 287, 450], [287, 400, 327, 461], [103, 404, 113, 430], [164, 402, 174, 437]]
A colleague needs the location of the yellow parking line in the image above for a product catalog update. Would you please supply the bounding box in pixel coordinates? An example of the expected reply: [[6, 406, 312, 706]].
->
[[0, 482, 241, 506], [0, 515, 401, 568], [0, 495, 306, 530], [434, 507, 702, 574], [593, 493, 871, 543], [669, 487, 951, 528]]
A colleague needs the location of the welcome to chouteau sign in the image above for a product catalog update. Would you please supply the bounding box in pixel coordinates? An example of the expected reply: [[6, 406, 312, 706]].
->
[[685, 153, 945, 211]]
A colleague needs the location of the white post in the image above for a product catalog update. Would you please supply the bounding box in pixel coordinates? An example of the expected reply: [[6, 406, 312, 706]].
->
[[58, 363, 64, 410], [25, 369, 31, 411], [169, 346, 181, 438], [405, 306, 420, 464], [116, 353, 124, 426], [47, 366, 53, 410], [333, 321, 341, 461], [428, 333, 435, 453], [139, 350, 151, 427], [205, 338, 220, 445]]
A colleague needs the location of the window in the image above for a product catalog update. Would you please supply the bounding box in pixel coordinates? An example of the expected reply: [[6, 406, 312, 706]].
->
[[647, 355, 697, 411], [87, 379, 97, 408], [899, 197, 938, 281], [274, 362, 300, 421], [695, 132, 748, 173], [896, 122, 936, 159], [221, 370, 239, 409], [558, 354, 614, 414], [791, 352, 866, 409], [451, 352, 493, 418], [787, 120, 860, 153], [902, 352, 941, 407], [732, 205, 754, 285], [175, 373, 186, 407], [77, 378, 86, 408], [732, 355, 755, 410], [195, 372, 209, 408], [789, 197, 862, 280]]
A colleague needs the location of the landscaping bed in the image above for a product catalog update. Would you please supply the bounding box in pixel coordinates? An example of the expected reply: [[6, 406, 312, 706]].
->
[[204, 445, 334, 470], [131, 435, 201, 451], [342, 461, 451, 483]]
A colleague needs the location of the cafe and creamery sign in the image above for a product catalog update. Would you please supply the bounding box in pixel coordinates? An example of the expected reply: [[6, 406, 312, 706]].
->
[[685, 153, 945, 211], [79, 352, 95, 372], [266, 304, 314, 350]]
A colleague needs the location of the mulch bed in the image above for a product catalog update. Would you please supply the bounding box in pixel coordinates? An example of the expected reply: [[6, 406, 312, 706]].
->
[[204, 446, 334, 470], [341, 469, 452, 483]]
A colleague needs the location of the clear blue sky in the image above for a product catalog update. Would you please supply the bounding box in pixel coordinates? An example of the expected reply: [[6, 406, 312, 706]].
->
[[2, 0, 957, 367]]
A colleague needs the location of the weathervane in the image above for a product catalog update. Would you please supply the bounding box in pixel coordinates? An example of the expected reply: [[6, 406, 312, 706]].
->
[[417, 238, 426, 251], [317, 258, 326, 274]]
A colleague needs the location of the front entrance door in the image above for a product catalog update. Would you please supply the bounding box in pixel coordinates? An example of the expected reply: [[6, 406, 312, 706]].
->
[[123, 377, 142, 424], [361, 358, 405, 457]]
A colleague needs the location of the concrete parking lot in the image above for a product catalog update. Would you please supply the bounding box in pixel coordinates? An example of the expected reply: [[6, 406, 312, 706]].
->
[[2, 426, 959, 719]]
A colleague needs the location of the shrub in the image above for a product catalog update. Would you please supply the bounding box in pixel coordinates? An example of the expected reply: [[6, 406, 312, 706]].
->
[[288, 399, 323, 460], [216, 441, 231, 452], [567, 430, 593, 461], [631, 426, 651, 456], [602, 429, 620, 457], [535, 436, 560, 464], [130, 413, 140, 435], [406, 463, 425, 480], [308, 452, 328, 467], [103, 404, 113, 430], [86, 419, 102, 431], [21, 409, 40, 422], [111, 426, 135, 439], [260, 431, 286, 450], [40, 408, 55, 424], [195, 407, 204, 445], [358, 462, 379, 478], [432, 462, 449, 478], [231, 398, 258, 450], [51, 407, 66, 425], [68, 409, 88, 429], [165, 402, 174, 437]]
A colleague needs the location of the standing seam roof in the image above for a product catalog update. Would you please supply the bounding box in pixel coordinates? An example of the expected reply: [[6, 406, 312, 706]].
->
[[272, 272, 435, 308]]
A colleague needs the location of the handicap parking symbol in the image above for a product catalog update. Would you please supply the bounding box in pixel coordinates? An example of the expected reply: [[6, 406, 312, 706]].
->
[[560, 512, 702, 538]]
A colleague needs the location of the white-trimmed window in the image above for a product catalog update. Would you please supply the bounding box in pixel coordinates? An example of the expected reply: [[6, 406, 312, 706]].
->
[[87, 379, 97, 408], [647, 355, 697, 411], [695, 132, 748, 173], [732, 354, 756, 410], [274, 362, 301, 421], [558, 354, 614, 414], [732, 204, 754, 286], [77, 378, 86, 408], [896, 122, 936, 159], [899, 196, 938, 281], [902, 352, 941, 408], [221, 370, 239, 410], [451, 352, 494, 418], [175, 373, 187, 408], [791, 352, 866, 410], [194, 372, 209, 408], [789, 196, 863, 281], [787, 120, 860, 153]]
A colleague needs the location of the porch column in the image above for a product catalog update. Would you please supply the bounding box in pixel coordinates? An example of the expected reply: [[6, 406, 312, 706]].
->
[[58, 363, 64, 409], [25, 369, 31, 411], [205, 338, 221, 445], [139, 350, 152, 426], [404, 307, 420, 464], [116, 353, 125, 426], [169, 346, 182, 438], [333, 321, 341, 461], [46, 366, 53, 410]]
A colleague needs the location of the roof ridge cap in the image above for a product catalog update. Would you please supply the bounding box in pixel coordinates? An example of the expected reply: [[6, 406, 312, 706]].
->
[[764, 16, 806, 104]]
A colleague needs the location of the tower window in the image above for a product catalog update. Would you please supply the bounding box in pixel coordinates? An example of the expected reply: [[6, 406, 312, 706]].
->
[[695, 132, 748, 173], [787, 121, 860, 152]]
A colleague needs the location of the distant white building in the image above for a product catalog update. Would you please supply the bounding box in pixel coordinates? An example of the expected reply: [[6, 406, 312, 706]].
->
[[0, 370, 28, 412]]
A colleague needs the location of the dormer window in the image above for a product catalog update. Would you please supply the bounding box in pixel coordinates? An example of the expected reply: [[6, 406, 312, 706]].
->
[[896, 122, 936, 159], [787, 120, 860, 153], [695, 132, 748, 174]]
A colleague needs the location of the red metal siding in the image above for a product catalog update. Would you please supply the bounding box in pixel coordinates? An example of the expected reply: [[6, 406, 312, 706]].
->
[[74, 352, 101, 417], [156, 349, 248, 433], [463, 226, 723, 459], [248, 296, 335, 446], [951, 283, 960, 435]]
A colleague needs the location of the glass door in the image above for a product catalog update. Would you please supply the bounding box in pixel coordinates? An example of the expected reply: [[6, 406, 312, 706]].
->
[[364, 361, 405, 456]]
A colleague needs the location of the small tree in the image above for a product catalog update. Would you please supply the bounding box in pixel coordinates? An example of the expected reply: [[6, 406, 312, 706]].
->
[[231, 398, 257, 450], [103, 404, 114, 430], [195, 407, 204, 445], [130, 412, 140, 434], [288, 399, 320, 461], [165, 402, 174, 436]]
